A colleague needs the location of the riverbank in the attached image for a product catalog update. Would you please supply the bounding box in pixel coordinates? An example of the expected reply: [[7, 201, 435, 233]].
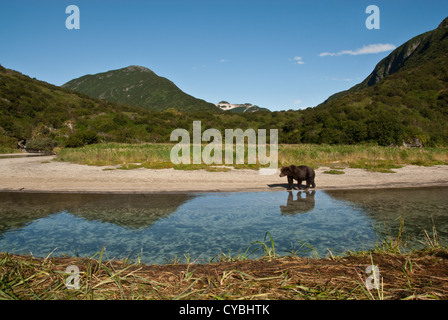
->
[[0, 155, 447, 193]]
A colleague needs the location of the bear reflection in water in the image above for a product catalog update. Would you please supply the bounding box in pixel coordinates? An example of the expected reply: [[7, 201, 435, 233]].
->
[[280, 190, 316, 215]]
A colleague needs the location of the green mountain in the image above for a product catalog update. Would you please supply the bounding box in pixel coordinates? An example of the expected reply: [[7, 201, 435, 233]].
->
[[313, 16, 448, 146], [323, 17, 448, 104], [62, 65, 220, 112], [0, 64, 275, 151], [0, 65, 157, 150]]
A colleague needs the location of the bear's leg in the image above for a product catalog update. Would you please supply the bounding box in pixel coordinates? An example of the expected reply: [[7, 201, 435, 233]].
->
[[305, 178, 313, 189], [297, 179, 303, 189], [287, 176, 294, 190]]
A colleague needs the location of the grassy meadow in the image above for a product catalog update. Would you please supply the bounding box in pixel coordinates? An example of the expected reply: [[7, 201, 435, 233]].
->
[[54, 143, 448, 173]]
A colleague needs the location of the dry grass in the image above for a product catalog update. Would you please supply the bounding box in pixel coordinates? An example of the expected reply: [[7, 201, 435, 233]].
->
[[1, 248, 448, 300]]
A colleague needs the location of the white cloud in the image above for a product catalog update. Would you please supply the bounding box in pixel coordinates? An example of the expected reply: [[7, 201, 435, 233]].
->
[[219, 59, 228, 63], [293, 99, 302, 105], [292, 56, 305, 65], [319, 43, 396, 57], [324, 76, 360, 82]]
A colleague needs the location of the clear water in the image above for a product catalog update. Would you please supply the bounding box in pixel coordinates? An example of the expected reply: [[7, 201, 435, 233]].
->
[[0, 187, 447, 264]]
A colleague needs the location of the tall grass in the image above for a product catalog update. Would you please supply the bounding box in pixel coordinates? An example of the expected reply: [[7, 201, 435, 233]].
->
[[55, 143, 172, 166], [278, 144, 448, 170], [55, 143, 448, 172]]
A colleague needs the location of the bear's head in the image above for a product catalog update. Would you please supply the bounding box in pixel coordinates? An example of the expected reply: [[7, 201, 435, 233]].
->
[[279, 166, 292, 177]]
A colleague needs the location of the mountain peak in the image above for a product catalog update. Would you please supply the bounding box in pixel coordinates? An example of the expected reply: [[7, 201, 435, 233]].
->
[[322, 16, 448, 105], [216, 101, 270, 113], [124, 65, 152, 72], [438, 16, 448, 29], [63, 66, 219, 112]]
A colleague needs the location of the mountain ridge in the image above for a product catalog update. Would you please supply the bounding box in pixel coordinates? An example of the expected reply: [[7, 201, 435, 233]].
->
[[63, 66, 220, 112], [312, 16, 448, 146], [322, 16, 448, 105]]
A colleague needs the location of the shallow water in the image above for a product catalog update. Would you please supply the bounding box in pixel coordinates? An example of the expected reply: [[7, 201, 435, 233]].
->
[[0, 187, 447, 264]]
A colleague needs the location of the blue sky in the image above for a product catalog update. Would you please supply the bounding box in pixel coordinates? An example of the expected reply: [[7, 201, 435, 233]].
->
[[1, 0, 447, 111]]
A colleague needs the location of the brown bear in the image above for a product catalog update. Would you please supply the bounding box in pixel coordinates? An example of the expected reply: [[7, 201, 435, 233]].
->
[[279, 165, 316, 190]]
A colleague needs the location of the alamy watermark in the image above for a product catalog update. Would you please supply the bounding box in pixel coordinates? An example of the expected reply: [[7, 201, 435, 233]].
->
[[66, 5, 80, 30], [366, 5, 380, 30], [65, 5, 379, 31], [65, 265, 80, 290], [65, 5, 379, 30], [170, 121, 278, 175], [365, 265, 381, 290]]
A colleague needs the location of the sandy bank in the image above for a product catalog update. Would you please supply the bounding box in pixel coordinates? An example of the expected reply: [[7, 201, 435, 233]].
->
[[1, 155, 448, 193]]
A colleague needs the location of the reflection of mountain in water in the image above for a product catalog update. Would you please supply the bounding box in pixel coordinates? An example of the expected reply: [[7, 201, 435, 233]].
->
[[326, 187, 448, 242], [280, 191, 315, 215], [0, 193, 194, 234]]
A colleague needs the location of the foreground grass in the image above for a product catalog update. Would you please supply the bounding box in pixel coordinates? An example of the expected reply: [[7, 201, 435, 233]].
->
[[1, 249, 447, 300], [54, 143, 448, 172], [1, 228, 448, 300]]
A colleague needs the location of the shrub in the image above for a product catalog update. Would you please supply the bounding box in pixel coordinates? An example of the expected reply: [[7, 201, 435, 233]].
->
[[65, 130, 99, 148], [26, 138, 58, 153]]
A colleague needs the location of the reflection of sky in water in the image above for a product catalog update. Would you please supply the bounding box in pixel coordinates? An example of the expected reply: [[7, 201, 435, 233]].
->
[[0, 188, 447, 265]]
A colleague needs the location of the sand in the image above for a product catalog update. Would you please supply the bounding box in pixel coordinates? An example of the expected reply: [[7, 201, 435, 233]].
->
[[0, 155, 448, 193]]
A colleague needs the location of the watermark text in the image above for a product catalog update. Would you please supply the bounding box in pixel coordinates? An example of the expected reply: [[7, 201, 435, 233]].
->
[[170, 121, 278, 175]]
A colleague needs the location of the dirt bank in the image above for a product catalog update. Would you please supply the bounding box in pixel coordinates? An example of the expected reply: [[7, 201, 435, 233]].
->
[[0, 155, 447, 193]]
